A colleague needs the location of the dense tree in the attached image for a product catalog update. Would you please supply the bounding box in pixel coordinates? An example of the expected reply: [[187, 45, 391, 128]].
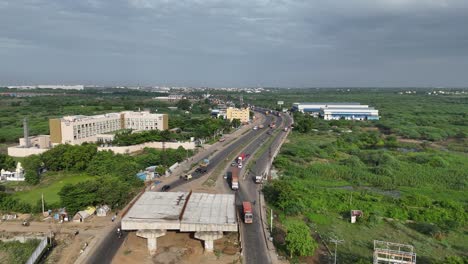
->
[[284, 220, 318, 257], [231, 118, 241, 128], [58, 177, 136, 215], [0, 193, 32, 213], [176, 99, 191, 111], [59, 181, 99, 215], [22, 155, 43, 185], [0, 154, 15, 170], [41, 144, 97, 171]]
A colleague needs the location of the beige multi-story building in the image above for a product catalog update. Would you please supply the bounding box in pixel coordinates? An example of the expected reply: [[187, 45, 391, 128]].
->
[[226, 107, 250, 123], [50, 111, 168, 145]]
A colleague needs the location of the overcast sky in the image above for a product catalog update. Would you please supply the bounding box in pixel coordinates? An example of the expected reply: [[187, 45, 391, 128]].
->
[[1, 0, 467, 87]]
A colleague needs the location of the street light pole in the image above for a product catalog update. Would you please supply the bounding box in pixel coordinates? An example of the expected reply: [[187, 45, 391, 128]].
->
[[270, 209, 273, 233]]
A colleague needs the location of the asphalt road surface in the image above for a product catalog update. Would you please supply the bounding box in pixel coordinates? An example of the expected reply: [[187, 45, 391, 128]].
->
[[84, 220, 128, 264], [163, 113, 275, 191], [234, 112, 292, 264]]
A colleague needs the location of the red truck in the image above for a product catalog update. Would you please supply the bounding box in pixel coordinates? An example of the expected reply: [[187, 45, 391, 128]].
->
[[242, 201, 253, 224], [238, 153, 246, 164]]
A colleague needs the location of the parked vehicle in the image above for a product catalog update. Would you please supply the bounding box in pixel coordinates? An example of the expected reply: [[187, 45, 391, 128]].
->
[[259, 125, 264, 129], [238, 163, 243, 169], [253, 126, 258, 130], [231, 162, 237, 167], [224, 171, 232, 179], [161, 185, 171, 192], [219, 137, 226, 142], [22, 220, 30, 226], [242, 202, 253, 224]]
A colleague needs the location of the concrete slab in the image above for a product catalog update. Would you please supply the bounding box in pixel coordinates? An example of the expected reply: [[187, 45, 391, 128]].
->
[[180, 193, 238, 232], [122, 192, 187, 230], [122, 192, 238, 232]]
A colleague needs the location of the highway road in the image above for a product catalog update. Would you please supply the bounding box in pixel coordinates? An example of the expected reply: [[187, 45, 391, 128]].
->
[[83, 221, 128, 264], [164, 113, 275, 191], [84, 111, 275, 264], [233, 112, 292, 264]]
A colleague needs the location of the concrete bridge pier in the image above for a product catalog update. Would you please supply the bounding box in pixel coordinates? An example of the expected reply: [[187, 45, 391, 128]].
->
[[195, 231, 223, 252], [136, 229, 167, 255]]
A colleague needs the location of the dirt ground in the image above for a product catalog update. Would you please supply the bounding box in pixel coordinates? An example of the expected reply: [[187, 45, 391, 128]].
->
[[0, 213, 117, 264], [112, 231, 241, 264]]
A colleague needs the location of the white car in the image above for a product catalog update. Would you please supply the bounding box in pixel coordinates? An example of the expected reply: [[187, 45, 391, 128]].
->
[[238, 163, 243, 169]]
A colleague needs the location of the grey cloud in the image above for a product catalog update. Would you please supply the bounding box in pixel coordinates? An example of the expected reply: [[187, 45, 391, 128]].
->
[[0, 0, 467, 86]]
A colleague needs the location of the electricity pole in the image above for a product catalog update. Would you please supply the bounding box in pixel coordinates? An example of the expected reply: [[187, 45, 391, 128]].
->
[[330, 238, 344, 264], [270, 209, 273, 233], [41, 193, 45, 215]]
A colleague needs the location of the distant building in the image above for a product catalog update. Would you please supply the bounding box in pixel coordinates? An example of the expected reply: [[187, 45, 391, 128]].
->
[[292, 102, 379, 120], [153, 94, 185, 102], [19, 135, 52, 149], [49, 111, 169, 145], [7, 85, 84, 90], [226, 107, 250, 123], [211, 109, 227, 119], [321, 107, 379, 120]]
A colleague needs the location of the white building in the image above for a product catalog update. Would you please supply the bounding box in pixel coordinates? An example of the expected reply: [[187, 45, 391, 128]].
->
[[321, 107, 379, 120], [292, 102, 379, 120], [7, 85, 84, 90], [153, 94, 185, 102], [50, 111, 169, 145], [0, 162, 25, 181], [292, 102, 368, 116]]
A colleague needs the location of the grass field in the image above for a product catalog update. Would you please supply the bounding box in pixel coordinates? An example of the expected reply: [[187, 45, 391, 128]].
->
[[13, 172, 94, 206], [266, 115, 467, 263], [315, 215, 467, 263]]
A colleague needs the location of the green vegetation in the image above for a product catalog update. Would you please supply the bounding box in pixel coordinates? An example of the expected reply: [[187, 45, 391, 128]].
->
[[249, 88, 468, 145], [0, 153, 15, 170], [284, 219, 318, 258], [0, 88, 172, 144], [0, 88, 224, 216], [13, 172, 94, 206], [1, 143, 191, 215], [112, 117, 234, 146], [0, 239, 41, 264], [258, 88, 468, 262]]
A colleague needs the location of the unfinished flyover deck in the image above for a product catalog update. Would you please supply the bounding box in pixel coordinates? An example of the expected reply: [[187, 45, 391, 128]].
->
[[121, 191, 237, 254]]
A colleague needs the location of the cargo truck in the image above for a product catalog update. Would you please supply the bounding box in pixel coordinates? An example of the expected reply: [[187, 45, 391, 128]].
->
[[238, 153, 246, 162], [231, 169, 239, 190], [242, 202, 253, 224]]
